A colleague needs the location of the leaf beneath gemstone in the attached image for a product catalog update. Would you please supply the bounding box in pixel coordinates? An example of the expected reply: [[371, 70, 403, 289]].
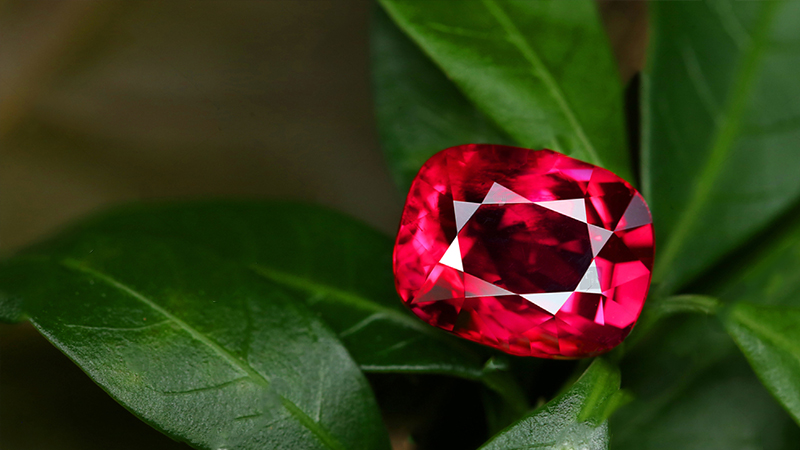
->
[[611, 315, 800, 450], [0, 201, 530, 443], [3, 202, 505, 380], [479, 358, 625, 450]]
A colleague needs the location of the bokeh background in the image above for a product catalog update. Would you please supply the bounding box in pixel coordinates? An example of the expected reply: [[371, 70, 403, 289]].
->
[[0, 1, 645, 448]]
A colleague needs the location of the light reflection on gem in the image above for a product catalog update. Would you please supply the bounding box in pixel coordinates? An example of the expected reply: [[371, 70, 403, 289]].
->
[[394, 145, 655, 359]]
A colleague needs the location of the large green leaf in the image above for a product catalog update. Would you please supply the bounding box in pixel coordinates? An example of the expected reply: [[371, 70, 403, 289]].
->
[[702, 206, 800, 424], [377, 0, 631, 181], [712, 208, 800, 308], [1, 202, 526, 410], [645, 0, 800, 292], [611, 315, 800, 450], [725, 303, 800, 426], [479, 358, 624, 450], [0, 239, 390, 449], [84, 204, 516, 392], [370, 6, 511, 191]]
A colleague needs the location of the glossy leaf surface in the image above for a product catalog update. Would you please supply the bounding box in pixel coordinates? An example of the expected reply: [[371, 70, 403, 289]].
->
[[645, 0, 800, 292], [725, 303, 800, 425], [378, 0, 631, 181], [699, 207, 800, 425], [480, 358, 622, 450], [0, 238, 390, 450], [0, 202, 525, 408], [611, 316, 800, 450], [371, 6, 511, 192], [12, 202, 508, 375]]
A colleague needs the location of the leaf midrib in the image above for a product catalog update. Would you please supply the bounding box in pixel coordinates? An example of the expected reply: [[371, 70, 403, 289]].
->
[[653, 1, 783, 288], [249, 264, 489, 380], [479, 0, 600, 164], [60, 258, 348, 450], [379, 0, 602, 164], [249, 264, 439, 337]]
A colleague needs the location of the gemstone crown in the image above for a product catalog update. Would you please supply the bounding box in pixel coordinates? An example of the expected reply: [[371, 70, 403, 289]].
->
[[393, 145, 654, 359]]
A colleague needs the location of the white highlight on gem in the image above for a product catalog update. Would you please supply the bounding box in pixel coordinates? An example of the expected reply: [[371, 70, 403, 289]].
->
[[533, 198, 587, 223], [464, 273, 514, 298], [575, 260, 602, 294], [587, 224, 614, 256], [615, 194, 652, 231], [521, 292, 573, 315], [454, 201, 481, 232], [482, 183, 532, 204], [427, 180, 629, 317], [439, 237, 463, 271]]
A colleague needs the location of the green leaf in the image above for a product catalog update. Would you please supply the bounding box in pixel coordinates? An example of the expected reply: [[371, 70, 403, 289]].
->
[[645, 0, 800, 292], [377, 0, 631, 181], [724, 302, 800, 426], [479, 358, 623, 450], [0, 284, 25, 324], [611, 315, 800, 450], [370, 6, 512, 191], [1, 202, 527, 413], [0, 239, 390, 449], [713, 210, 800, 309], [55, 203, 522, 397], [697, 200, 800, 425]]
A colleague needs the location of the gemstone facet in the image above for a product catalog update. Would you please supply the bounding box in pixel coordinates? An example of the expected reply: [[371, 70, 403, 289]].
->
[[393, 145, 655, 359]]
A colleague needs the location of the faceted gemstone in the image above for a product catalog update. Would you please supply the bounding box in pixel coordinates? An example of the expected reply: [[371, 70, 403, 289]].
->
[[393, 145, 655, 359]]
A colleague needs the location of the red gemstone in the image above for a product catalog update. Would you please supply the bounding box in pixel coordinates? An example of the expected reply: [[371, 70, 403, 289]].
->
[[393, 145, 654, 359]]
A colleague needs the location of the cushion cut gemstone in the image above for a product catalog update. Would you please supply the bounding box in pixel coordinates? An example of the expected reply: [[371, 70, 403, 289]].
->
[[393, 145, 655, 359]]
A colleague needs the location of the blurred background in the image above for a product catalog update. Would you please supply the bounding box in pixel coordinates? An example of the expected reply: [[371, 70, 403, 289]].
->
[[0, 1, 645, 448]]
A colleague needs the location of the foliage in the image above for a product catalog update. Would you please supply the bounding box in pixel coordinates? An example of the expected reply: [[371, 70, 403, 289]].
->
[[2, 0, 800, 449], [479, 358, 626, 450]]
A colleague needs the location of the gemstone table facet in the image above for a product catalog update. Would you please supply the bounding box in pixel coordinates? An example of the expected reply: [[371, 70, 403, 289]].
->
[[393, 145, 655, 359]]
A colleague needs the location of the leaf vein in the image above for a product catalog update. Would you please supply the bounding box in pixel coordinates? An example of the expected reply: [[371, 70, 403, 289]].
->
[[162, 377, 250, 395], [249, 264, 432, 335], [338, 312, 387, 338], [61, 258, 269, 385], [654, 1, 783, 287], [479, 0, 600, 164], [60, 258, 348, 450], [680, 39, 721, 121], [59, 320, 172, 332], [375, 336, 425, 357], [426, 22, 498, 40], [709, 0, 753, 49]]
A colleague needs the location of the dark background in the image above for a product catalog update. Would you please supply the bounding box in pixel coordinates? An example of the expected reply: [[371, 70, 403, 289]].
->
[[0, 1, 646, 448]]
